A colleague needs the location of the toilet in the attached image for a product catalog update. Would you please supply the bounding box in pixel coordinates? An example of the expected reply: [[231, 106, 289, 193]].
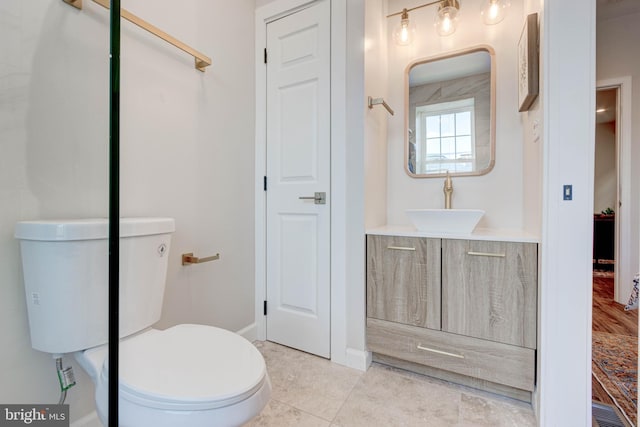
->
[[15, 218, 270, 427]]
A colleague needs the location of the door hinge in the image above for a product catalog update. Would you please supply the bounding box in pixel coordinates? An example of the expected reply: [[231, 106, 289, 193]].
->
[[263, 300, 267, 316], [263, 176, 267, 191], [264, 48, 267, 64]]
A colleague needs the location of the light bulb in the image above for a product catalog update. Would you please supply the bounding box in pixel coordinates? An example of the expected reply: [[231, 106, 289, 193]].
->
[[399, 21, 411, 43], [489, 3, 499, 19], [393, 9, 416, 46], [435, 0, 459, 36], [481, 0, 510, 25], [441, 13, 452, 33]]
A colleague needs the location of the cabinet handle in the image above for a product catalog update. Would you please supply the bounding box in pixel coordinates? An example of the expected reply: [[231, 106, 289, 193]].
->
[[417, 344, 465, 359], [467, 251, 506, 258], [387, 246, 416, 251]]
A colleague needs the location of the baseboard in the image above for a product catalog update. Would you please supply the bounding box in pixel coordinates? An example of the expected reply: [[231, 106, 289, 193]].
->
[[71, 411, 102, 427], [532, 384, 540, 424], [236, 322, 258, 342], [343, 347, 372, 372]]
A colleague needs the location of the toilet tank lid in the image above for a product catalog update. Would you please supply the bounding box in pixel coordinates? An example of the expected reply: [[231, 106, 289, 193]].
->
[[14, 217, 175, 241]]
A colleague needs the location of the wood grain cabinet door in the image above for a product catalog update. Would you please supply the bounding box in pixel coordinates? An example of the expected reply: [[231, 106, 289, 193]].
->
[[366, 235, 441, 330], [442, 240, 537, 348]]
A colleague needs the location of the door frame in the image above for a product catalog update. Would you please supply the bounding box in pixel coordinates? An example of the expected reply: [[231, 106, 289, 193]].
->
[[254, 0, 369, 370], [596, 77, 633, 303]]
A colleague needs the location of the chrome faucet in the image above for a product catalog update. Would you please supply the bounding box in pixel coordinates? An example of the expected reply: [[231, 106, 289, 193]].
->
[[443, 171, 453, 209]]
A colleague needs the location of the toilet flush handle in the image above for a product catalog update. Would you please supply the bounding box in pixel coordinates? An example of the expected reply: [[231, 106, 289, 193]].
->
[[182, 252, 220, 266]]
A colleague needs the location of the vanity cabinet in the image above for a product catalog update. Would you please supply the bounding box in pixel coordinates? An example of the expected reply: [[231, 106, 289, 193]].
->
[[366, 234, 538, 398], [366, 235, 441, 330], [442, 239, 537, 348]]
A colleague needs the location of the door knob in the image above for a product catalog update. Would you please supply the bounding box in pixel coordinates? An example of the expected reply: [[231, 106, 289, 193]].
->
[[299, 192, 326, 205]]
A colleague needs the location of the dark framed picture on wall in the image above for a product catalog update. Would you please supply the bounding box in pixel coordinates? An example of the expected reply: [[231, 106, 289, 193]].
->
[[518, 13, 539, 112]]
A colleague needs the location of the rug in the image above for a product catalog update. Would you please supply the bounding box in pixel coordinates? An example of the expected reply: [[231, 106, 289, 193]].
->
[[592, 331, 637, 426]]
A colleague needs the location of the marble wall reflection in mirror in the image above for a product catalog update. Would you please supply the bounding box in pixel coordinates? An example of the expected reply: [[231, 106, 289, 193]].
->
[[406, 47, 495, 178]]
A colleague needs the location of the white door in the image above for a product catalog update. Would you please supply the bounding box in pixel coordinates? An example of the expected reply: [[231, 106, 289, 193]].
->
[[265, 0, 331, 358]]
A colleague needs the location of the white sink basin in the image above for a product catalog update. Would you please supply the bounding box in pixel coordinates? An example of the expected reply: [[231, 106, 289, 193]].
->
[[405, 209, 485, 234]]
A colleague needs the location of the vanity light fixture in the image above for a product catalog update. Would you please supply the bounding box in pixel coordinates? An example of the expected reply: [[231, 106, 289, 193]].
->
[[389, 0, 509, 45], [388, 0, 459, 44], [481, 0, 510, 25]]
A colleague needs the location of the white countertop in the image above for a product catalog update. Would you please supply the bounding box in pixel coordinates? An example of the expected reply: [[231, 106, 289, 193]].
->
[[366, 225, 540, 243]]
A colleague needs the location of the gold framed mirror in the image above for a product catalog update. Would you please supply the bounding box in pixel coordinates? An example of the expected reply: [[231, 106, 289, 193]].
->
[[405, 46, 496, 178]]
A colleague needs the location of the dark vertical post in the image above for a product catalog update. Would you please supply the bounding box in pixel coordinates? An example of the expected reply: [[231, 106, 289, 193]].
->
[[108, 0, 120, 425]]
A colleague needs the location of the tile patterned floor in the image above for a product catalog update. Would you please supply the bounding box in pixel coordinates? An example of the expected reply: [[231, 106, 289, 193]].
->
[[245, 341, 536, 427]]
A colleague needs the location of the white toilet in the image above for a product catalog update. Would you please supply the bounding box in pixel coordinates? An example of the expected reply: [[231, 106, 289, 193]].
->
[[15, 218, 270, 427]]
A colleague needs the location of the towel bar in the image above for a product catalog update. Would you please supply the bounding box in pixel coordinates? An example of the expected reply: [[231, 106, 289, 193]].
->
[[63, 0, 212, 71], [368, 96, 395, 115]]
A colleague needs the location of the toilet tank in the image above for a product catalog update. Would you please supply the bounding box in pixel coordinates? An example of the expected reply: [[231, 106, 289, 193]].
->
[[14, 218, 175, 354]]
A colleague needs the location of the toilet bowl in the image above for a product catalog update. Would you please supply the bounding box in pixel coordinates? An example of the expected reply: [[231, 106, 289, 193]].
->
[[76, 325, 271, 427], [14, 218, 270, 426]]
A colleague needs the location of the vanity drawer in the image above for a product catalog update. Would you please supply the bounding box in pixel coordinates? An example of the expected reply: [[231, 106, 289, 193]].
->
[[367, 318, 535, 391]]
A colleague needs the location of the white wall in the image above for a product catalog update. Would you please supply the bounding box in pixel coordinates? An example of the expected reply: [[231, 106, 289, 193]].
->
[[385, 0, 526, 230], [521, 1, 543, 418], [594, 122, 616, 213], [255, 0, 276, 8], [521, 2, 543, 238], [344, 0, 368, 368], [0, 0, 256, 422], [364, 0, 388, 229], [538, 0, 595, 424], [0, 0, 108, 418]]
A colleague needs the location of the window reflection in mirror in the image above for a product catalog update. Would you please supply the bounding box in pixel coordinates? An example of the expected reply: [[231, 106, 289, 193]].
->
[[406, 47, 495, 178]]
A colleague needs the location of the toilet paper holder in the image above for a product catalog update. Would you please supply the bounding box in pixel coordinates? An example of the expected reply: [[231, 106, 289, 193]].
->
[[182, 252, 220, 266]]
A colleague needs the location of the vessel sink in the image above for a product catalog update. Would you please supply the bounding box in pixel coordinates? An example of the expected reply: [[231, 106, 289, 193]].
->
[[405, 209, 485, 234]]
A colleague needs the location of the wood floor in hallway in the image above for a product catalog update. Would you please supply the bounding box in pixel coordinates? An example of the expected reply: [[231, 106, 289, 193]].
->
[[592, 275, 637, 337], [591, 273, 637, 424]]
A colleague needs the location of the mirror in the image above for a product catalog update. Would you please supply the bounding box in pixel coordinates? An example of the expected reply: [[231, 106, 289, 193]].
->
[[406, 46, 495, 177]]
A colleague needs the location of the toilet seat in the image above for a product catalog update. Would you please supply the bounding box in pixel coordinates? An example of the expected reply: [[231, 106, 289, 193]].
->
[[98, 324, 267, 411], [77, 324, 268, 414]]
